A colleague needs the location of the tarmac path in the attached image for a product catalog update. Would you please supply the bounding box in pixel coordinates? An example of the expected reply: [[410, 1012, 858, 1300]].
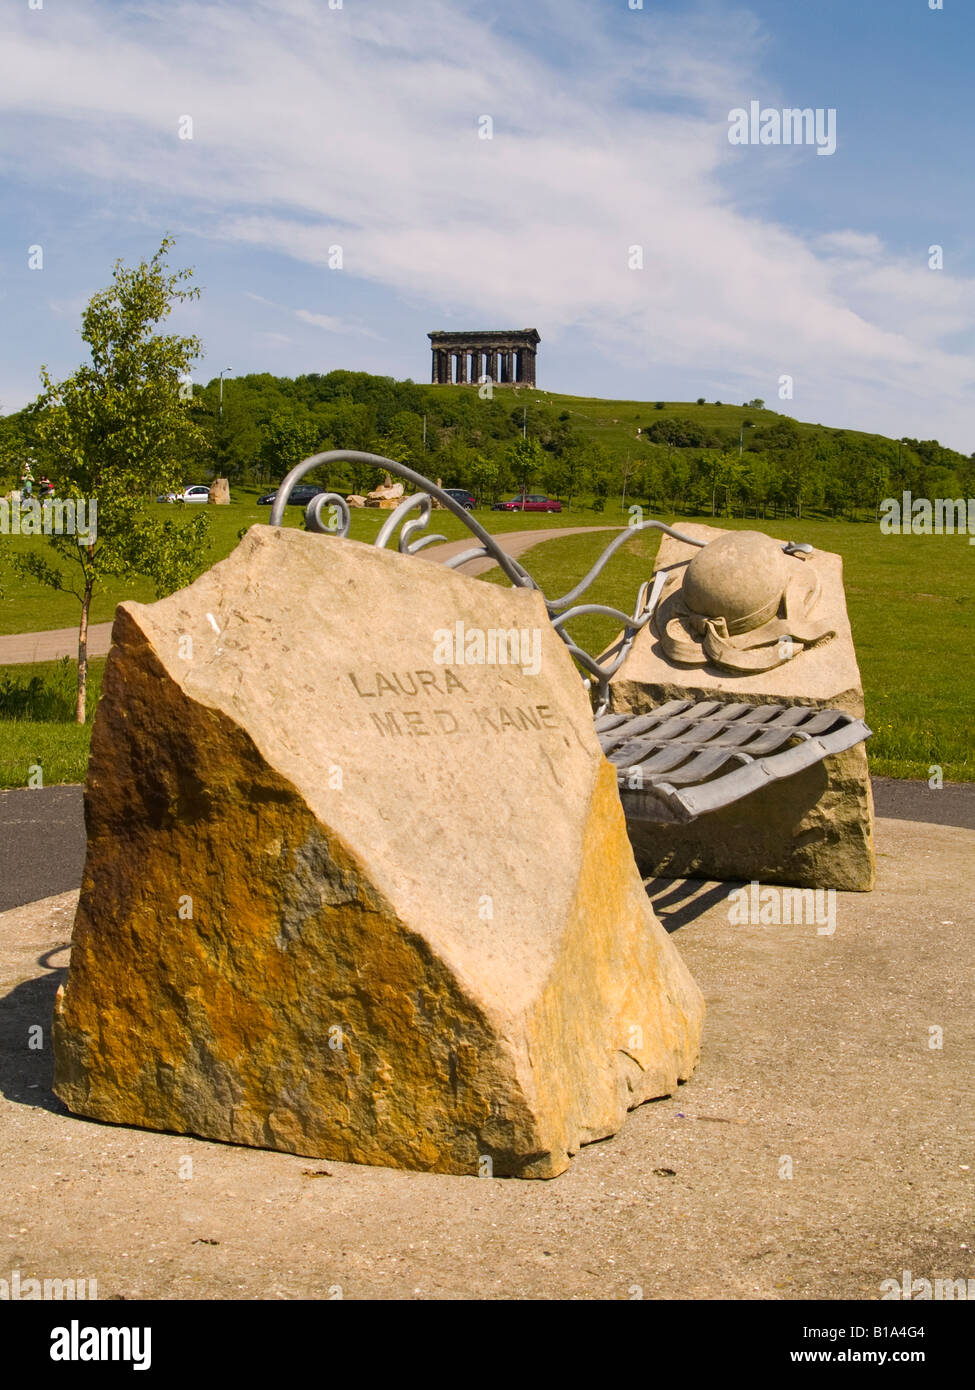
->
[[1, 779, 972, 915]]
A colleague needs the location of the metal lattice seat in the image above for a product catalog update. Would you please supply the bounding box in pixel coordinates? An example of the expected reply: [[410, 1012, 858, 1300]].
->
[[596, 700, 871, 824]]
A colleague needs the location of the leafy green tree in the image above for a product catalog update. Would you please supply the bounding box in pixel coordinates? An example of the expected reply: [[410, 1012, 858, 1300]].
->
[[17, 237, 209, 723], [256, 409, 327, 485], [741, 452, 774, 518], [465, 452, 502, 506], [713, 452, 750, 516], [540, 450, 570, 503], [547, 438, 590, 508], [379, 410, 425, 468], [323, 401, 377, 491], [583, 441, 613, 510], [504, 436, 545, 497]]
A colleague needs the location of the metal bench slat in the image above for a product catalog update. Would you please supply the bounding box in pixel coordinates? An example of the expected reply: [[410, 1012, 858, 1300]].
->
[[600, 702, 872, 823]]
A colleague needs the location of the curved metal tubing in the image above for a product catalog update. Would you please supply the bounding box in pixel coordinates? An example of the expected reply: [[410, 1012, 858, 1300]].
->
[[375, 494, 447, 553], [267, 450, 812, 706], [543, 520, 706, 614], [268, 450, 537, 590], [305, 492, 350, 535]]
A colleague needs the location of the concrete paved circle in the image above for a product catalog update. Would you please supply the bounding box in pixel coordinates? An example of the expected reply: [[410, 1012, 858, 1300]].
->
[[1, 814, 971, 1300]]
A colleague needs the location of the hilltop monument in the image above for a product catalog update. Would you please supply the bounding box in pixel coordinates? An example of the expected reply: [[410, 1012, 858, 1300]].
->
[[429, 329, 539, 386]]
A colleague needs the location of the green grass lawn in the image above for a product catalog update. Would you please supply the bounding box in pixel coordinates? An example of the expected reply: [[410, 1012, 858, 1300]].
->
[[1, 508, 971, 787], [0, 656, 106, 789], [480, 516, 974, 784], [0, 486, 620, 636]]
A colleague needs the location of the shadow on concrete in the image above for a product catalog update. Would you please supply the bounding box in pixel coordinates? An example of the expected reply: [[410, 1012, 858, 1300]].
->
[[645, 876, 738, 932], [0, 946, 71, 1115]]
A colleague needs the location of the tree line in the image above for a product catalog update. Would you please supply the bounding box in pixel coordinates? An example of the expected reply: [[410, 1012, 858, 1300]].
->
[[180, 372, 975, 520]]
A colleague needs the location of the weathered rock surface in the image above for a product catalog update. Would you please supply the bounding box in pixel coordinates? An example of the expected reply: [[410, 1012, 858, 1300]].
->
[[608, 522, 874, 891], [208, 478, 231, 505], [366, 477, 405, 508], [53, 526, 704, 1177]]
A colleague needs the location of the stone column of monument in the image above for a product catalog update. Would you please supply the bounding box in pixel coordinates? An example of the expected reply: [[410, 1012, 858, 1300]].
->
[[440, 349, 451, 384], [524, 348, 536, 386], [456, 350, 467, 384]]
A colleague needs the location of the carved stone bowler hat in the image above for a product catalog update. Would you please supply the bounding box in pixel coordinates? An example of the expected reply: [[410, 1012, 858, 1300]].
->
[[652, 530, 836, 674]]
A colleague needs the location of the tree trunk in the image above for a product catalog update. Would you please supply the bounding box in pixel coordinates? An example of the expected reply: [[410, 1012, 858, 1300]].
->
[[76, 581, 93, 724]]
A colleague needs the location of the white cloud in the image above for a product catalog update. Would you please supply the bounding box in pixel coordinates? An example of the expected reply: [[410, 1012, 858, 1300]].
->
[[294, 309, 379, 338], [254, 330, 292, 349], [0, 0, 972, 448]]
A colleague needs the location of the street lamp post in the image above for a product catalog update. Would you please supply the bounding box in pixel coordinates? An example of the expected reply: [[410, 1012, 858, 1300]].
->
[[218, 368, 233, 422]]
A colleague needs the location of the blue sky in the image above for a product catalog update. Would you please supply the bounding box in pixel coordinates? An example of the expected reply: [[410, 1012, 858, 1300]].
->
[[1, 0, 972, 448]]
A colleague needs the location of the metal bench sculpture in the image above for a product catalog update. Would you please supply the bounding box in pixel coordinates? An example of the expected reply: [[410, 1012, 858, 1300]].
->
[[269, 450, 871, 825]]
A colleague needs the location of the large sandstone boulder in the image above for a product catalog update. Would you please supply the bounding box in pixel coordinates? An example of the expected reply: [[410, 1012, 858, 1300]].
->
[[52, 527, 704, 1178], [208, 478, 231, 505], [607, 522, 874, 891]]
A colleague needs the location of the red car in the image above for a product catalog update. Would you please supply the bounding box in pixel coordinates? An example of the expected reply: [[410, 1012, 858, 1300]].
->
[[492, 493, 562, 512]]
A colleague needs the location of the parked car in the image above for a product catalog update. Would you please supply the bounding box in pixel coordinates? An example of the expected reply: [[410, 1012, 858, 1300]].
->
[[491, 493, 562, 513], [443, 488, 476, 510], [257, 484, 328, 506], [156, 484, 211, 503]]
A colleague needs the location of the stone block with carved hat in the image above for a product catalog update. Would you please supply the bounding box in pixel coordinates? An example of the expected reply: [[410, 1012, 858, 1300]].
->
[[607, 522, 874, 891]]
